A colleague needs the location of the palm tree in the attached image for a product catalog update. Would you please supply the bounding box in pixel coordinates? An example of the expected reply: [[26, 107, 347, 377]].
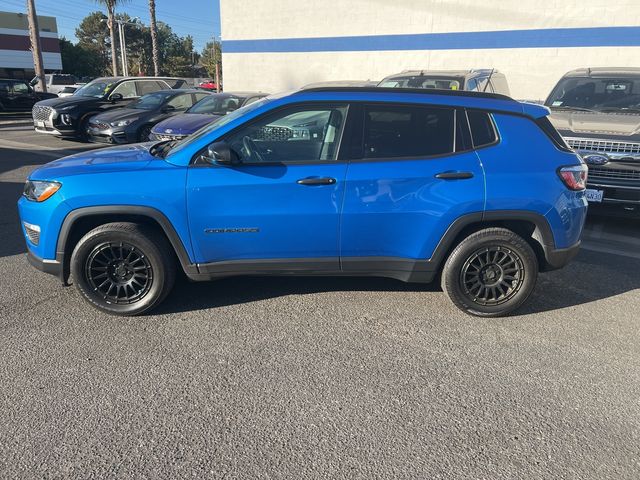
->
[[96, 0, 120, 75], [148, 0, 160, 76]]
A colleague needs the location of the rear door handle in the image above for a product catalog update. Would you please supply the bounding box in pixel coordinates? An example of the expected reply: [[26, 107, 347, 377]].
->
[[296, 177, 337, 186], [434, 171, 474, 180]]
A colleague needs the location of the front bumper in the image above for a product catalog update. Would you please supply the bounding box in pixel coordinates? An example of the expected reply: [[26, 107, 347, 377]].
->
[[27, 250, 63, 278], [86, 125, 132, 144], [587, 180, 640, 207]]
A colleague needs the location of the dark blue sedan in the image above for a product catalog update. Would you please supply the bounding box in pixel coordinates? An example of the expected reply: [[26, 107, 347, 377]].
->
[[150, 91, 268, 141]]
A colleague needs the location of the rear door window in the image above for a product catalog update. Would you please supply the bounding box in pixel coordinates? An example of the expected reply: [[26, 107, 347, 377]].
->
[[136, 80, 165, 96], [362, 104, 455, 158]]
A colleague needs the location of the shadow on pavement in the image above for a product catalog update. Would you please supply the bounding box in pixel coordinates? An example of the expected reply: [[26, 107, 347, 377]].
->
[[156, 248, 640, 316]]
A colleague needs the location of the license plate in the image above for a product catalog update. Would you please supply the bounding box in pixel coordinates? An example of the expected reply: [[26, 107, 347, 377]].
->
[[34, 121, 44, 128], [585, 189, 604, 203]]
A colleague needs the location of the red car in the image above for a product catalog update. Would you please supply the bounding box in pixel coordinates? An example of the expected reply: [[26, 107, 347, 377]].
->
[[198, 80, 220, 90]]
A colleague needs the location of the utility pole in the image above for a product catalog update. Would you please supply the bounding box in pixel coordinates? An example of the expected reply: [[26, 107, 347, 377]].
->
[[117, 21, 128, 76], [26, 0, 46, 92]]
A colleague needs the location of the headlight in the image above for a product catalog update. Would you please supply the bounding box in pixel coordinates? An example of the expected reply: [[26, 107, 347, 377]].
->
[[23, 180, 61, 202], [110, 119, 134, 127]]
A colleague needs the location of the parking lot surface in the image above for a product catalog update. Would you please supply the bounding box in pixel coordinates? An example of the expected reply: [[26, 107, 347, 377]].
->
[[1, 124, 639, 479]]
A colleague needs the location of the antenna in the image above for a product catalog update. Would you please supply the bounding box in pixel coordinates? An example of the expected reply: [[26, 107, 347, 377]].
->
[[483, 68, 495, 92]]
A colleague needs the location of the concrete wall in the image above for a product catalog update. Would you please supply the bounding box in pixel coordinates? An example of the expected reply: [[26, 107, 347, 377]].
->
[[220, 0, 640, 100]]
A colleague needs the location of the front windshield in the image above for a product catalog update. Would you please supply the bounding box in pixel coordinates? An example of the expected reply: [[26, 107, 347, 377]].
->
[[546, 77, 640, 111], [74, 78, 118, 98], [166, 97, 272, 157], [378, 76, 463, 90], [129, 91, 173, 110], [187, 95, 245, 115]]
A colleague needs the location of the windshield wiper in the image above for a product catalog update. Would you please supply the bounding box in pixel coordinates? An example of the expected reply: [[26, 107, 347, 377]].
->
[[597, 107, 640, 113], [149, 140, 176, 158], [549, 105, 598, 113]]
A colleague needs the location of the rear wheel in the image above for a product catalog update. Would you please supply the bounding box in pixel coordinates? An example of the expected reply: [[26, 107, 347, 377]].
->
[[70, 222, 176, 315], [441, 228, 538, 317]]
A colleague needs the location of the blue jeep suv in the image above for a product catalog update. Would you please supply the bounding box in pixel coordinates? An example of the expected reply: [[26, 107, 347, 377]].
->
[[18, 87, 588, 317]]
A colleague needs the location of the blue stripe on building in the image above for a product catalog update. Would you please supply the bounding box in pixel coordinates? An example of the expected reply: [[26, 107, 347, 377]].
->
[[223, 26, 640, 53]]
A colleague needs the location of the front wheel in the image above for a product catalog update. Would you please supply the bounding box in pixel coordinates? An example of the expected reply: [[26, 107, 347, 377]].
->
[[441, 228, 538, 317], [70, 222, 176, 315]]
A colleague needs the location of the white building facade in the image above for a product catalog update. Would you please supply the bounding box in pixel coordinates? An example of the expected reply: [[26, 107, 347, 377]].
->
[[220, 0, 640, 100]]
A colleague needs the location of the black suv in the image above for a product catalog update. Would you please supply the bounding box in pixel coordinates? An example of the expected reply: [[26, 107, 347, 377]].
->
[[547, 68, 640, 213], [31, 76, 186, 139], [0, 78, 56, 111]]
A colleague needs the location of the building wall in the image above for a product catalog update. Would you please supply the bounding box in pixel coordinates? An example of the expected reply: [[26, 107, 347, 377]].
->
[[0, 11, 62, 76], [220, 0, 640, 100]]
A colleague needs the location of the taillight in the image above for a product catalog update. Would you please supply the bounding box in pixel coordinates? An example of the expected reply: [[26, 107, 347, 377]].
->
[[558, 165, 588, 191]]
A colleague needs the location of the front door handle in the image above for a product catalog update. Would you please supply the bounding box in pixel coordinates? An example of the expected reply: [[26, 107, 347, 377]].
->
[[434, 171, 474, 180], [296, 177, 337, 186]]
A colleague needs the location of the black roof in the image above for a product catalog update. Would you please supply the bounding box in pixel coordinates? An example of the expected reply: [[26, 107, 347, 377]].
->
[[297, 86, 514, 102]]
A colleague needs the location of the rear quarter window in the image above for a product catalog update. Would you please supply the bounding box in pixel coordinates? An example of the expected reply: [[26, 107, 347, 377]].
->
[[467, 110, 497, 147], [535, 116, 572, 152]]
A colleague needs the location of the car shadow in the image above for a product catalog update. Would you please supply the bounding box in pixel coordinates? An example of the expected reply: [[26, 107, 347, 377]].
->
[[156, 248, 640, 316]]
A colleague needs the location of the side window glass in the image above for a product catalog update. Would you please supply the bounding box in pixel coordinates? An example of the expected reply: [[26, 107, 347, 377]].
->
[[111, 81, 137, 98], [466, 78, 478, 91], [193, 93, 210, 103], [136, 80, 162, 96], [12, 82, 29, 94], [224, 104, 348, 164], [244, 96, 262, 106], [167, 94, 193, 110], [467, 110, 497, 147], [363, 105, 455, 158]]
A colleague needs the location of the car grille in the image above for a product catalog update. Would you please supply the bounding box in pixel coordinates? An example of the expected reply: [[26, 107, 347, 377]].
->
[[89, 122, 110, 130], [152, 133, 186, 141], [258, 125, 292, 142], [588, 166, 640, 180], [566, 138, 640, 155], [32, 105, 52, 122]]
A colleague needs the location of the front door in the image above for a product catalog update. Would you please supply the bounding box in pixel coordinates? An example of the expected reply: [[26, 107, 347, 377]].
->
[[186, 103, 350, 271]]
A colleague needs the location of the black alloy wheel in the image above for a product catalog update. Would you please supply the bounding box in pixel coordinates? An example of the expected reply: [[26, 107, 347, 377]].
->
[[441, 227, 538, 317], [85, 241, 153, 304], [460, 246, 524, 306], [71, 222, 176, 315]]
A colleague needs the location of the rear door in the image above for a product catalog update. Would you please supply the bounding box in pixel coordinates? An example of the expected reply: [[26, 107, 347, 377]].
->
[[340, 103, 485, 269]]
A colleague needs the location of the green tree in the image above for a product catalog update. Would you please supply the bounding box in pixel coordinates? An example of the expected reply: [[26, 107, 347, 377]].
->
[[75, 11, 110, 74], [59, 37, 103, 77], [94, 0, 124, 75], [200, 40, 222, 83]]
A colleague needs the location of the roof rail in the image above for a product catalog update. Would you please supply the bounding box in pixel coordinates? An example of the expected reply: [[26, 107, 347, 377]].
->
[[296, 86, 515, 102]]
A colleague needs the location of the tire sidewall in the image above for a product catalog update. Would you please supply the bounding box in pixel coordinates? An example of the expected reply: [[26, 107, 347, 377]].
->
[[442, 230, 538, 317], [71, 228, 168, 315]]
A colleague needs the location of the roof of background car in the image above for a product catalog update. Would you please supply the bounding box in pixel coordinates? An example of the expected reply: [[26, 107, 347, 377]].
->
[[381, 69, 499, 80], [149, 88, 207, 95], [291, 87, 549, 118], [224, 91, 268, 97], [88, 76, 184, 83], [562, 67, 640, 77]]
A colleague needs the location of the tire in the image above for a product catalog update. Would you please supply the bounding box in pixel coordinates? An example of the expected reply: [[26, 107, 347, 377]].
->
[[77, 115, 91, 142], [137, 125, 152, 142], [70, 222, 176, 316], [441, 228, 538, 317]]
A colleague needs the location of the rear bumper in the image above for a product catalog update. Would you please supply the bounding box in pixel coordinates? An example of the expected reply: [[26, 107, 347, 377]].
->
[[27, 250, 62, 278], [542, 240, 581, 271]]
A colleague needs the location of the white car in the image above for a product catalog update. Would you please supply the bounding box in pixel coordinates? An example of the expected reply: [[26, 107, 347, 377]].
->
[[32, 74, 79, 95]]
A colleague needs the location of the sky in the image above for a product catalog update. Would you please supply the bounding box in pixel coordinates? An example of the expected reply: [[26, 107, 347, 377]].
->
[[3, 0, 221, 52]]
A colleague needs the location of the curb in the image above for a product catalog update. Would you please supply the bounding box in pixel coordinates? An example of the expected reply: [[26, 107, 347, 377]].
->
[[0, 121, 33, 127]]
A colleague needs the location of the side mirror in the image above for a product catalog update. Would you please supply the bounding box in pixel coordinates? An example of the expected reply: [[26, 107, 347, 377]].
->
[[29, 77, 38, 86], [162, 105, 176, 113], [110, 92, 123, 102], [200, 141, 239, 165]]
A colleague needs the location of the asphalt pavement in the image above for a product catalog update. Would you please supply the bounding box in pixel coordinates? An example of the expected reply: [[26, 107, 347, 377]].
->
[[1, 125, 639, 479]]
